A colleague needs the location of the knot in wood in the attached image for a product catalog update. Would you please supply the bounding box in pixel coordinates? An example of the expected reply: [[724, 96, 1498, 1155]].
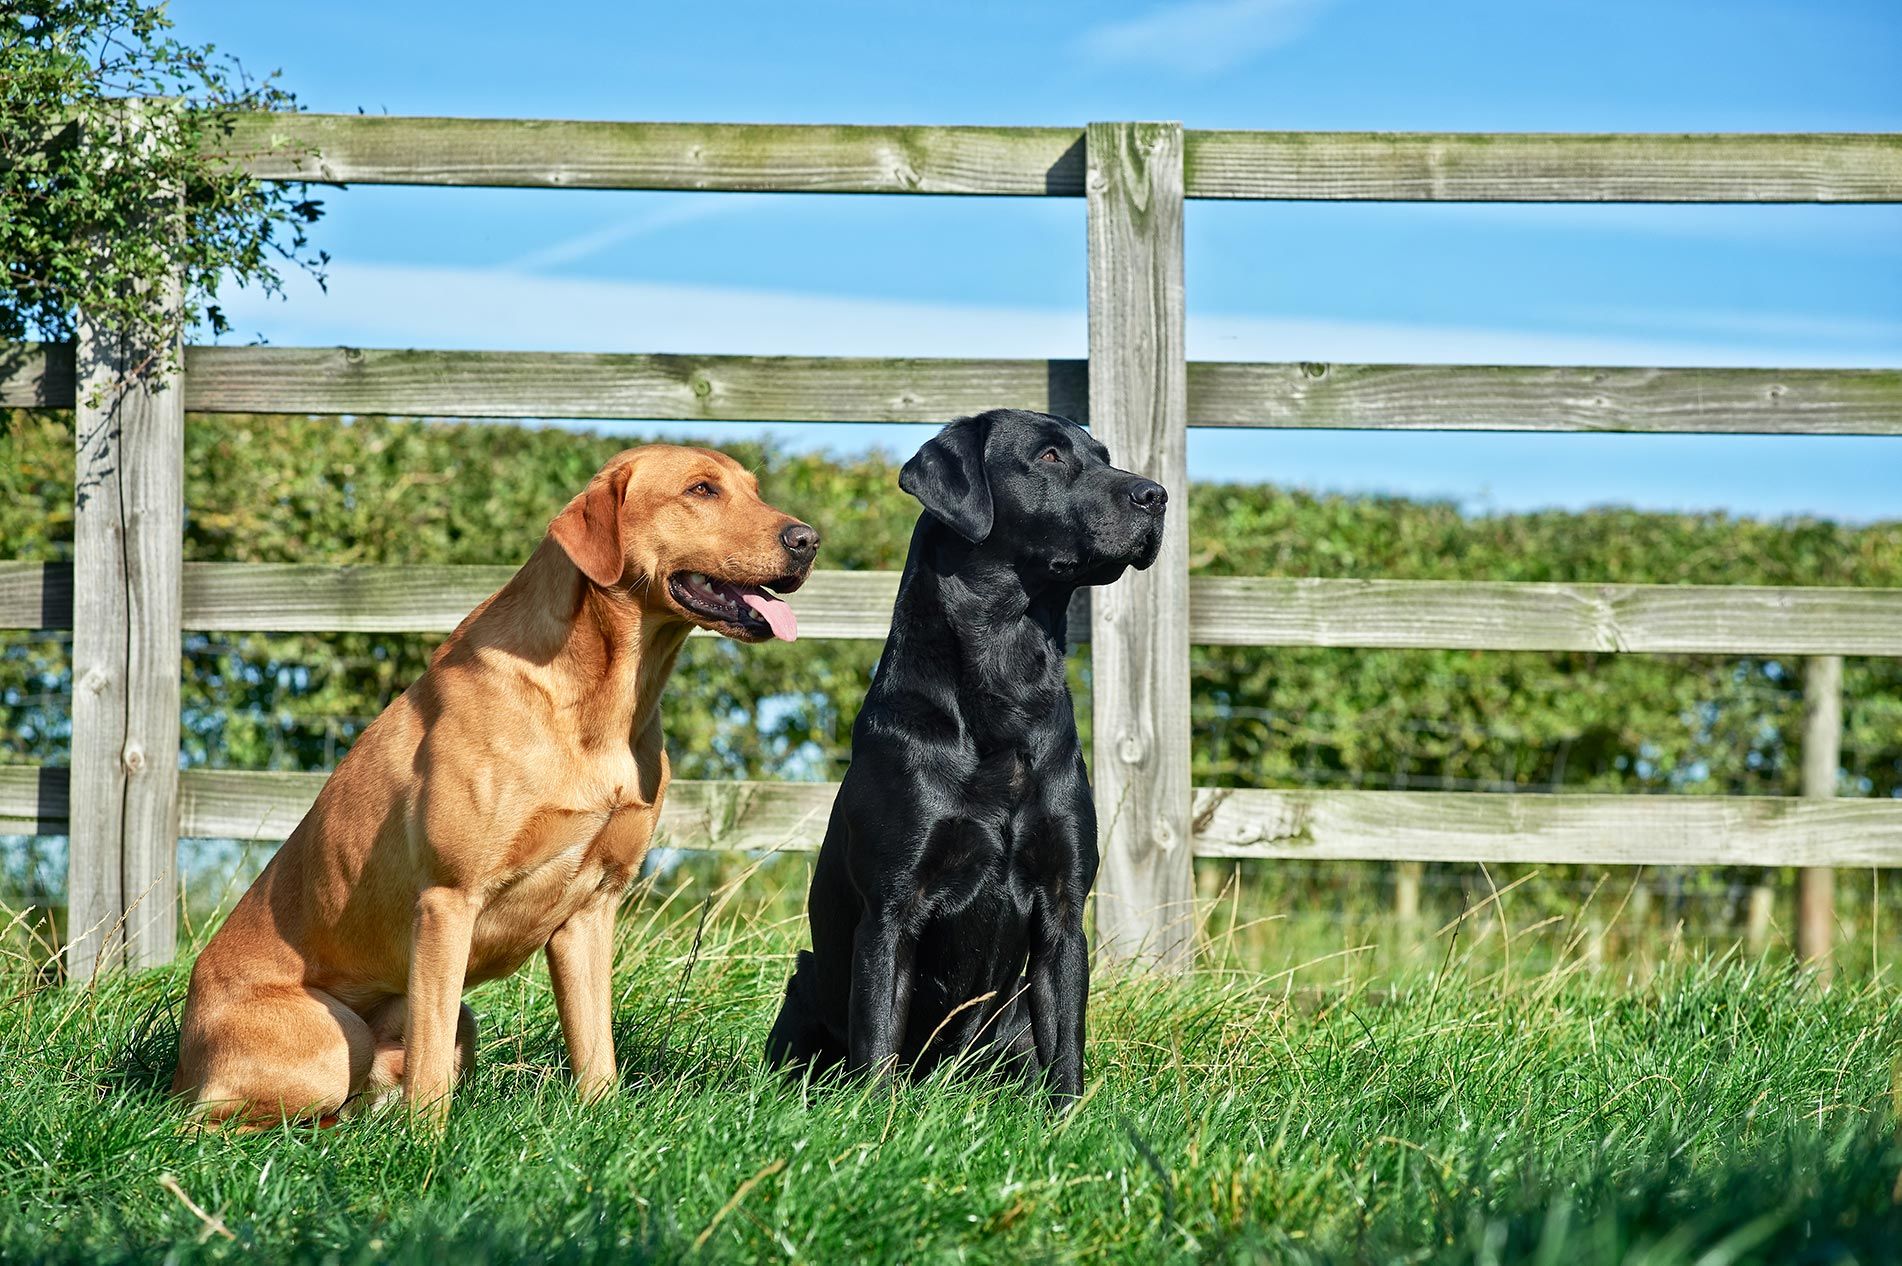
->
[[121, 743, 145, 774], [1117, 732, 1145, 765]]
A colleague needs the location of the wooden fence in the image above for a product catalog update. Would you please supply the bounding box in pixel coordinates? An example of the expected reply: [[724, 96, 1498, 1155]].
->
[[4, 115, 1901, 978]]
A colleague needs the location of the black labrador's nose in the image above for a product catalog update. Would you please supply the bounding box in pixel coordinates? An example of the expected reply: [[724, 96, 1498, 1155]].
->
[[1129, 479, 1168, 515], [780, 521, 821, 559]]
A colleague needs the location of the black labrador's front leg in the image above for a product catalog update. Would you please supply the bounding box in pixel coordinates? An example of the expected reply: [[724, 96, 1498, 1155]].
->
[[847, 902, 915, 1079], [1028, 904, 1089, 1106]]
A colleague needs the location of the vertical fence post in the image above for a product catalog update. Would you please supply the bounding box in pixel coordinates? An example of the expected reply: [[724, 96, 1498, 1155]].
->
[[1797, 654, 1842, 978], [1086, 121, 1192, 968], [1394, 862, 1423, 924], [67, 101, 185, 978]]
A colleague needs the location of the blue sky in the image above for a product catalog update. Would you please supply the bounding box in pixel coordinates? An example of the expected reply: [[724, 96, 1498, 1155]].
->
[[172, 0, 1901, 520]]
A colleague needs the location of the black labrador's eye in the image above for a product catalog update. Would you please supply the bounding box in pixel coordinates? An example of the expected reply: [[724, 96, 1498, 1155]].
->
[[1037, 448, 1063, 464], [686, 480, 718, 498]]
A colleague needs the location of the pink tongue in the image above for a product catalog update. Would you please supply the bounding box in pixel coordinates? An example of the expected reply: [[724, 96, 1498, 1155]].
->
[[741, 592, 798, 642]]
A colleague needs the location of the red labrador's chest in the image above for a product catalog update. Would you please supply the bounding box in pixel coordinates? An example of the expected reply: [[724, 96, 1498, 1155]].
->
[[466, 800, 660, 983]]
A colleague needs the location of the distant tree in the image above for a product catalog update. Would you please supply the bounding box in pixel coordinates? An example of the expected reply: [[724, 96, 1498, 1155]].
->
[[0, 0, 325, 368]]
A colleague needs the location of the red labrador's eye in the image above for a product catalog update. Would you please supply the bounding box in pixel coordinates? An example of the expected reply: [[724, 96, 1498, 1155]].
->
[[1037, 448, 1062, 463], [687, 481, 717, 498]]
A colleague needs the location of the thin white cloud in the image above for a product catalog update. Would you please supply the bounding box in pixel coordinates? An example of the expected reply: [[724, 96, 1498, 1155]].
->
[[501, 195, 769, 273], [1075, 0, 1334, 74], [208, 260, 1902, 371]]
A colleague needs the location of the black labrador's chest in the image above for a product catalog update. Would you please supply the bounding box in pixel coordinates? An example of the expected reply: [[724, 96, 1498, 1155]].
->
[[913, 732, 1075, 912]]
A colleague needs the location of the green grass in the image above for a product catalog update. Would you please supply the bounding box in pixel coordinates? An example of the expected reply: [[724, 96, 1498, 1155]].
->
[[2, 865, 1899, 1264]]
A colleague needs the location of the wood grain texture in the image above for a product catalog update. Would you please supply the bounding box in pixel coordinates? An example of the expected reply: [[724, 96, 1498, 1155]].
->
[[10, 565, 1900, 657], [1087, 122, 1195, 967], [209, 116, 1902, 203], [0, 343, 75, 408], [188, 771, 839, 852], [1184, 131, 1902, 202], [69, 210, 185, 975], [0, 769, 836, 847], [1187, 362, 1902, 435], [1190, 787, 1902, 866], [1190, 577, 1902, 656], [9, 767, 1898, 867], [214, 114, 1087, 195], [0, 562, 75, 630], [175, 564, 903, 636], [180, 345, 1090, 423], [0, 765, 68, 836], [15, 343, 1900, 436], [0, 563, 1090, 639], [179, 562, 517, 633], [1797, 655, 1843, 972], [64, 333, 126, 978]]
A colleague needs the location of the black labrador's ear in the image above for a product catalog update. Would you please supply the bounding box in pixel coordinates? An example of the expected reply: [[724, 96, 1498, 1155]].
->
[[900, 415, 993, 543]]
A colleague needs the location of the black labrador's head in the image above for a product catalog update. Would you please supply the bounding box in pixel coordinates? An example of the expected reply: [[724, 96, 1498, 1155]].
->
[[900, 409, 1166, 585]]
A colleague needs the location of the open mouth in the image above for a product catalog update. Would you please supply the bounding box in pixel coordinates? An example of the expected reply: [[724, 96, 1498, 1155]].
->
[[667, 571, 800, 642]]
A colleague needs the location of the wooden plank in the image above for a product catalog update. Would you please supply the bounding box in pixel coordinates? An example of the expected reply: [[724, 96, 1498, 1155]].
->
[[209, 116, 1902, 203], [68, 110, 185, 975], [1087, 121, 1194, 968], [178, 563, 1081, 641], [1190, 577, 1902, 656], [0, 768, 835, 847], [176, 771, 838, 851], [176, 564, 903, 637], [0, 765, 69, 836], [10, 767, 1899, 868], [0, 561, 75, 630], [0, 344, 75, 408], [1184, 131, 1902, 202], [181, 562, 517, 634], [181, 346, 1089, 423], [1190, 787, 1902, 867], [1797, 655, 1842, 975], [17, 343, 1902, 437], [4, 563, 1092, 640], [213, 114, 1087, 196], [14, 565, 1902, 658], [1187, 362, 1902, 436], [175, 769, 324, 840]]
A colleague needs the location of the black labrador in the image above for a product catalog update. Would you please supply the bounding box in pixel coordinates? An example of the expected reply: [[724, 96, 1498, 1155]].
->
[[765, 408, 1166, 1104]]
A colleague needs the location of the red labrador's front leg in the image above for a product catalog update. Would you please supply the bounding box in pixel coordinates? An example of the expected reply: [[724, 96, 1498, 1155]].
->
[[405, 885, 478, 1129], [546, 895, 620, 1101]]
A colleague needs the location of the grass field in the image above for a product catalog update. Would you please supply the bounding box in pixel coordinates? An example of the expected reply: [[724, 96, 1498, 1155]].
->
[[3, 861, 1899, 1264]]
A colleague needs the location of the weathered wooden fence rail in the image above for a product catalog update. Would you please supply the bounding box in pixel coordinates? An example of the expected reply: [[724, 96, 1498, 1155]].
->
[[7, 561, 1902, 654], [10, 346, 1902, 435], [7, 767, 1899, 869], [5, 114, 1900, 977]]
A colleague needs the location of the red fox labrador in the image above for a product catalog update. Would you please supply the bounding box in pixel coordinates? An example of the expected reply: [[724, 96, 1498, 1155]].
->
[[172, 445, 816, 1127]]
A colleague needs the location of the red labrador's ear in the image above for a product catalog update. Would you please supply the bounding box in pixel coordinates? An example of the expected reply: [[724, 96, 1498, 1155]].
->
[[550, 460, 635, 586]]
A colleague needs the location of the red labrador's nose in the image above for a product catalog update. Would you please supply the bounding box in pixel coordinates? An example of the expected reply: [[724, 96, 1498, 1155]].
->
[[780, 522, 820, 559]]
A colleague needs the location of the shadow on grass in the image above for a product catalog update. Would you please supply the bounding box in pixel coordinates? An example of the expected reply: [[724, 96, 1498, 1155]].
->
[[99, 984, 184, 1101]]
